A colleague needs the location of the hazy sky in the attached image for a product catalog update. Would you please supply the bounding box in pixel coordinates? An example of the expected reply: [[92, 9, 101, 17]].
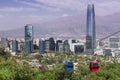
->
[[0, 0, 120, 30]]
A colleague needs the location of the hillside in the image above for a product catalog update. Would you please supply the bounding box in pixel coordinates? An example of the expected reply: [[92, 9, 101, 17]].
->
[[0, 13, 120, 38]]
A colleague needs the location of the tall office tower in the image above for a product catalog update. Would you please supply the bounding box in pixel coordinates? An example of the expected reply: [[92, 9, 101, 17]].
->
[[12, 40, 18, 53], [58, 43, 63, 52], [39, 39, 45, 54], [24, 24, 33, 54], [56, 40, 62, 51], [63, 40, 70, 53], [45, 39, 50, 52], [49, 37, 55, 51], [86, 4, 96, 54]]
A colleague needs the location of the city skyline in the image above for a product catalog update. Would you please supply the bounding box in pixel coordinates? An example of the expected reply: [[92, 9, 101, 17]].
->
[[0, 0, 120, 30]]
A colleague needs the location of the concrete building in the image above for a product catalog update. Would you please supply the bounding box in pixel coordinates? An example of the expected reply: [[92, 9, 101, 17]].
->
[[109, 37, 120, 49], [94, 49, 104, 55], [70, 43, 85, 54], [0, 37, 8, 49]]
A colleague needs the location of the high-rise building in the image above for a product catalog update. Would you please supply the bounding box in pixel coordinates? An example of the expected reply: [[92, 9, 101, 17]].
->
[[74, 45, 84, 54], [25, 40, 31, 54], [39, 39, 45, 54], [70, 43, 84, 54], [56, 40, 62, 51], [12, 40, 18, 53], [49, 37, 55, 51], [58, 43, 63, 52], [44, 37, 55, 52], [45, 40, 50, 52], [0, 37, 8, 49], [86, 4, 96, 54], [63, 40, 70, 52], [24, 24, 33, 54], [109, 37, 120, 49]]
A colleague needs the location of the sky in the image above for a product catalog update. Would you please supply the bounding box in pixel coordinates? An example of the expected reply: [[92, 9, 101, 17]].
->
[[0, 0, 120, 30]]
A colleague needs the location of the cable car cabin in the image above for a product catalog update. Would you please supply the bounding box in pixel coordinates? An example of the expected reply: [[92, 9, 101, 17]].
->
[[89, 62, 99, 72], [65, 61, 74, 71]]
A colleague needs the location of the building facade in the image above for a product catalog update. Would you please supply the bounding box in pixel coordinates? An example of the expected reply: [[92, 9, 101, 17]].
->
[[0, 37, 8, 49], [39, 39, 45, 54], [70, 43, 85, 54], [25, 40, 31, 54], [109, 37, 120, 49], [56, 40, 62, 51], [49, 37, 55, 51], [45, 40, 50, 52], [86, 4, 96, 54], [12, 40, 18, 53], [63, 40, 70, 53], [24, 24, 33, 54]]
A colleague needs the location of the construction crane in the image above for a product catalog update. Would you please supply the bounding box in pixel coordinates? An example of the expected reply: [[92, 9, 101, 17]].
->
[[97, 30, 120, 48]]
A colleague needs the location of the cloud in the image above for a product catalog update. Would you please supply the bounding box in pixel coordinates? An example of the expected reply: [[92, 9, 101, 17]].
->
[[0, 14, 4, 18], [16, 0, 120, 16], [0, 7, 37, 12], [0, 14, 47, 30], [95, 1, 120, 16], [0, 0, 120, 30], [26, 15, 43, 21], [16, 0, 64, 12], [62, 14, 69, 17], [35, 0, 82, 10]]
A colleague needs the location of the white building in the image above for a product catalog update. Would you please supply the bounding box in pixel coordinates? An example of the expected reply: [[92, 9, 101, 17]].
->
[[70, 43, 85, 53]]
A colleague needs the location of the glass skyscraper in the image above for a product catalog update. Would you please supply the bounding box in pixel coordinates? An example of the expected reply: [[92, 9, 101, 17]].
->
[[56, 40, 62, 51], [12, 40, 18, 53], [24, 24, 33, 54], [63, 40, 70, 53], [39, 39, 45, 54], [49, 37, 55, 51], [86, 4, 96, 54]]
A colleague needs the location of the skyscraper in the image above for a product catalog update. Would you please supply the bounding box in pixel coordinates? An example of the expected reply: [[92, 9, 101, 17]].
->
[[56, 40, 62, 51], [86, 4, 96, 54], [44, 39, 50, 51], [49, 37, 55, 51], [12, 40, 18, 53], [24, 24, 33, 54], [39, 39, 45, 54], [63, 40, 70, 53]]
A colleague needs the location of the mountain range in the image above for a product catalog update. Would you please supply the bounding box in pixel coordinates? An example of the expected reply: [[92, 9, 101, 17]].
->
[[0, 13, 120, 39]]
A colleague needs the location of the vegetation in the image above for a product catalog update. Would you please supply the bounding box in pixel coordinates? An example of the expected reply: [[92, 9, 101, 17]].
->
[[0, 48, 120, 80]]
